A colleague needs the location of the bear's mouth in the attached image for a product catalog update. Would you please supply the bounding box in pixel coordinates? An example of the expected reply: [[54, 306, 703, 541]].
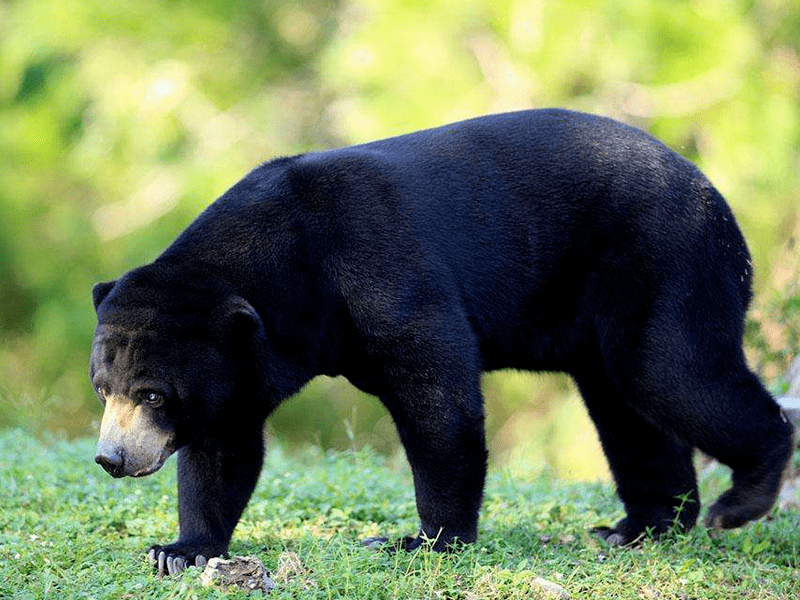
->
[[129, 447, 173, 477], [96, 442, 175, 478]]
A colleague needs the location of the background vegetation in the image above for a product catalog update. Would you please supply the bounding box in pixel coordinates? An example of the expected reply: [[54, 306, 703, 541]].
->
[[1, 0, 799, 479]]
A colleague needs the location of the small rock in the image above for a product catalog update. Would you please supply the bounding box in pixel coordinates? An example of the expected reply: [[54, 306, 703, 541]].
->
[[200, 555, 275, 594], [641, 585, 662, 599], [558, 534, 576, 544], [530, 577, 571, 599]]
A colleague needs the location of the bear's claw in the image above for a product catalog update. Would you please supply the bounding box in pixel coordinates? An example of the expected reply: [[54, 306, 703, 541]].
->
[[148, 547, 208, 576]]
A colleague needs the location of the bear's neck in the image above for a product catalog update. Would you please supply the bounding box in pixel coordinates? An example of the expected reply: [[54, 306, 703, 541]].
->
[[155, 201, 351, 383]]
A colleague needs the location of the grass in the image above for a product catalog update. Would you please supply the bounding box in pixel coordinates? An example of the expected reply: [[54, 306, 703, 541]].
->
[[1, 429, 799, 599]]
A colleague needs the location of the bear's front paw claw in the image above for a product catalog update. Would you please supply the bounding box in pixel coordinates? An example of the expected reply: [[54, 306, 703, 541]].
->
[[148, 545, 212, 576], [168, 555, 187, 575], [147, 548, 181, 576]]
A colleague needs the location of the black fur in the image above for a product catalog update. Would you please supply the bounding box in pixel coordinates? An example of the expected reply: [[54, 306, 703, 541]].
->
[[90, 109, 794, 569]]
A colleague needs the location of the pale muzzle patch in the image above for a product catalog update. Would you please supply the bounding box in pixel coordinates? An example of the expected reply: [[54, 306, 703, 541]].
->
[[96, 393, 175, 477]]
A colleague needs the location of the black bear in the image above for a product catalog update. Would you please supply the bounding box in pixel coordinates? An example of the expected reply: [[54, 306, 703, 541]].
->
[[91, 109, 794, 575]]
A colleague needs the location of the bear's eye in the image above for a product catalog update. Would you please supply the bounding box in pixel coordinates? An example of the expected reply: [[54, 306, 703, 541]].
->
[[139, 390, 165, 408]]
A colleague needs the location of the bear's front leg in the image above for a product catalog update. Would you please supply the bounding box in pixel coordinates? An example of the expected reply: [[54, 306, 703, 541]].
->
[[382, 365, 488, 551], [149, 427, 264, 576]]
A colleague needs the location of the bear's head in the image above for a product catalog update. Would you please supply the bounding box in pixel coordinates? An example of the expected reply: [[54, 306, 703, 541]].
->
[[90, 265, 263, 478]]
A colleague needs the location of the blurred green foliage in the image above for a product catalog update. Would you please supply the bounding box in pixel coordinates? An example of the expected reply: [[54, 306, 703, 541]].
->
[[1, 0, 798, 477]]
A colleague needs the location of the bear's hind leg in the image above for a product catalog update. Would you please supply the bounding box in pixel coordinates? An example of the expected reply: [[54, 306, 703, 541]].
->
[[622, 348, 794, 531], [575, 369, 700, 546], [689, 368, 795, 530]]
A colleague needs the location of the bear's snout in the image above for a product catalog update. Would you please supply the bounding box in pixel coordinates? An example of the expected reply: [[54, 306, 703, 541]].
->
[[95, 392, 175, 478], [95, 446, 126, 478]]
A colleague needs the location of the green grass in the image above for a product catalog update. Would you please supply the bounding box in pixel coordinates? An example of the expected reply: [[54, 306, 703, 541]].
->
[[1, 429, 799, 599]]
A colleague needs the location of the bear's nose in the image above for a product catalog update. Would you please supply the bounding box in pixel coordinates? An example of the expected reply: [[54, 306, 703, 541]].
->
[[95, 448, 126, 478]]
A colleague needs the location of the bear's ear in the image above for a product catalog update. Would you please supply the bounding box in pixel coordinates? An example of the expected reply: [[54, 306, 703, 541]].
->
[[92, 280, 116, 311], [211, 295, 264, 346]]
